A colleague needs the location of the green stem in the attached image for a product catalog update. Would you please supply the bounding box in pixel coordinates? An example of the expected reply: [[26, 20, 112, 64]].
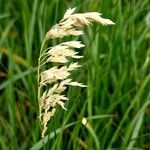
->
[[38, 38, 46, 122]]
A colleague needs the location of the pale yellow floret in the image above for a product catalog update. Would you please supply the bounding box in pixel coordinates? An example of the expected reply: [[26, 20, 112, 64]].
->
[[47, 41, 84, 63]]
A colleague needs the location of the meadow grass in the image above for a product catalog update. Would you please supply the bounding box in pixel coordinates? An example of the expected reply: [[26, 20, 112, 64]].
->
[[0, 0, 150, 149]]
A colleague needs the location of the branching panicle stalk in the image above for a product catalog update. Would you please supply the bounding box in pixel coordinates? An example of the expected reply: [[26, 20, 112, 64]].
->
[[37, 7, 114, 138]]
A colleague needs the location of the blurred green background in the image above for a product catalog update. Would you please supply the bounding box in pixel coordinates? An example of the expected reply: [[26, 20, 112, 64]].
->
[[0, 0, 150, 149]]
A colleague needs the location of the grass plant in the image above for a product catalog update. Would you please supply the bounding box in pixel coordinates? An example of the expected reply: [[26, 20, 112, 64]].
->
[[0, 0, 150, 150]]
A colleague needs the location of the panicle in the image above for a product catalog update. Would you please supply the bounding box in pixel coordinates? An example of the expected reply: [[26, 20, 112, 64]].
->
[[38, 7, 114, 138]]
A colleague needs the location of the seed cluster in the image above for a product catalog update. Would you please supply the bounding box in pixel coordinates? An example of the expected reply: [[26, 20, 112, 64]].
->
[[38, 7, 114, 138]]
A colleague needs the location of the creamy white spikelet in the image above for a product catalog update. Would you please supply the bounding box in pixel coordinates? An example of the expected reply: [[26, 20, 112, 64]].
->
[[45, 7, 115, 40], [38, 7, 114, 138], [46, 41, 84, 63]]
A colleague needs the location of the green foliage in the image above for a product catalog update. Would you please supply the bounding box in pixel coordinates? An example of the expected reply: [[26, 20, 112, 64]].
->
[[0, 0, 150, 149]]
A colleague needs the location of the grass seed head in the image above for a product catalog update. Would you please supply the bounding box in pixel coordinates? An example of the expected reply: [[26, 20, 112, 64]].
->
[[38, 7, 114, 138]]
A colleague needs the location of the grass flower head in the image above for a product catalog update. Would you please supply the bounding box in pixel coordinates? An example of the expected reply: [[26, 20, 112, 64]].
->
[[38, 7, 114, 138]]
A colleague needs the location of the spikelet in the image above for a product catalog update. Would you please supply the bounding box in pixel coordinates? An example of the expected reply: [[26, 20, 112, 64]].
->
[[38, 7, 115, 138]]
